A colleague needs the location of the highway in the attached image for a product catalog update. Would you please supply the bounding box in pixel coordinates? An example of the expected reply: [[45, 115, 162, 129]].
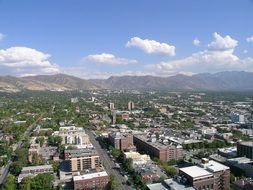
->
[[0, 113, 45, 188], [86, 130, 132, 190]]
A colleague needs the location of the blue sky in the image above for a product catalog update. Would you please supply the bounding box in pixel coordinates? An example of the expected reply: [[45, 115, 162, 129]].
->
[[0, 0, 253, 78]]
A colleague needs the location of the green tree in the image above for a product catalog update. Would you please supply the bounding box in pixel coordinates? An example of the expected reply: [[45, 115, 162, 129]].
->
[[48, 136, 62, 146], [111, 148, 121, 160], [10, 161, 23, 176], [164, 165, 177, 176], [108, 175, 118, 190], [4, 174, 17, 190], [123, 158, 134, 173], [36, 137, 45, 147], [31, 154, 45, 166], [49, 160, 59, 173], [19, 177, 32, 190], [15, 148, 28, 165], [30, 173, 54, 190]]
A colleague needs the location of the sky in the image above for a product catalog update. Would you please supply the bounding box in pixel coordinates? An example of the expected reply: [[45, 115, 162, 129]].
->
[[0, 0, 253, 79]]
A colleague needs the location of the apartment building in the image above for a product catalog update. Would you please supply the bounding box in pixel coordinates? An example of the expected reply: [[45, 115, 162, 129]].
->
[[65, 148, 100, 172], [17, 165, 53, 183], [53, 126, 90, 145], [179, 159, 230, 190], [109, 132, 135, 151], [237, 141, 253, 159], [133, 135, 183, 161], [73, 171, 109, 190]]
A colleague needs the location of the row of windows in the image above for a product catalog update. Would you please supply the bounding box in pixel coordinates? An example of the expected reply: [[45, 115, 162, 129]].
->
[[197, 184, 214, 190]]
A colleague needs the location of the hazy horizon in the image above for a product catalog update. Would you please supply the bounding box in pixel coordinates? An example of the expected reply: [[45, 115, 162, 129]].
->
[[0, 0, 253, 79]]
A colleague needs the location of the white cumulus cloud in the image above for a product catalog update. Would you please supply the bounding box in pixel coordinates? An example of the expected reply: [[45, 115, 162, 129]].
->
[[246, 36, 253, 42], [193, 38, 200, 46], [208, 32, 238, 50], [146, 33, 253, 76], [0, 47, 59, 76], [85, 53, 137, 65], [126, 37, 176, 56]]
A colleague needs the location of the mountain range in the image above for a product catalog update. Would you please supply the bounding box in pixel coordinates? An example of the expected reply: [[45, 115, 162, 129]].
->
[[1, 71, 253, 92]]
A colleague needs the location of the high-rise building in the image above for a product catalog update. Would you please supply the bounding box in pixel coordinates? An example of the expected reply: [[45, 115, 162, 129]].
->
[[230, 113, 245, 123], [128, 101, 134, 111], [111, 110, 116, 124], [65, 149, 100, 172], [108, 102, 115, 110], [237, 141, 253, 160]]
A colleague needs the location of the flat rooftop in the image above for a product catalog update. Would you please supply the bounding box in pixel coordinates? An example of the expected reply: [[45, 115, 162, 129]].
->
[[201, 160, 229, 173], [73, 171, 108, 181], [180, 166, 213, 179], [164, 178, 195, 190], [239, 141, 253, 147], [147, 183, 167, 190], [227, 157, 253, 164], [21, 165, 53, 172], [65, 148, 98, 158]]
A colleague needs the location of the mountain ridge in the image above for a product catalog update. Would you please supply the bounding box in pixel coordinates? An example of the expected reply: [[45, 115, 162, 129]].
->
[[1, 71, 253, 92]]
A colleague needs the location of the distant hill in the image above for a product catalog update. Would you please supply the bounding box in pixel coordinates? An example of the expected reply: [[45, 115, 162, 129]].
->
[[1, 71, 253, 92]]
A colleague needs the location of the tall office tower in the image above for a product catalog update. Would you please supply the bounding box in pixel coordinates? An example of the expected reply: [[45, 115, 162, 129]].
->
[[128, 101, 134, 111], [108, 102, 115, 110], [111, 110, 116, 125]]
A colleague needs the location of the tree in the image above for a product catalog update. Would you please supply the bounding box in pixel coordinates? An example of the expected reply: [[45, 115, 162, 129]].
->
[[108, 175, 118, 190], [4, 174, 17, 190], [167, 159, 177, 166], [30, 173, 54, 190], [123, 158, 134, 173], [15, 148, 28, 165], [19, 177, 32, 190], [49, 160, 59, 173], [31, 154, 45, 166], [48, 136, 62, 146], [36, 137, 45, 147], [164, 165, 177, 176], [111, 148, 121, 160], [10, 161, 23, 176]]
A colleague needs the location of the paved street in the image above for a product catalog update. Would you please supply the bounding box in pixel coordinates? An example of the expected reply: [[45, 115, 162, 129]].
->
[[86, 130, 132, 190], [0, 113, 45, 188]]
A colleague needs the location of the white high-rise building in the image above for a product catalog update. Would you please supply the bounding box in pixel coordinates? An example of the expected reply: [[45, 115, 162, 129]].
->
[[128, 101, 134, 111], [108, 102, 115, 110], [230, 113, 245, 123]]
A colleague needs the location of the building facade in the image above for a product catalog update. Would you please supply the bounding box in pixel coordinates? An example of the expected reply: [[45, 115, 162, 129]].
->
[[65, 149, 100, 172], [17, 165, 53, 183], [73, 171, 109, 190], [109, 132, 134, 151], [53, 126, 90, 145], [128, 101, 134, 111], [179, 159, 230, 190], [237, 141, 253, 159], [133, 135, 183, 161]]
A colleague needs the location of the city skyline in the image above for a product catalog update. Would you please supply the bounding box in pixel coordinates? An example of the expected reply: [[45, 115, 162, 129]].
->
[[0, 0, 253, 78]]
